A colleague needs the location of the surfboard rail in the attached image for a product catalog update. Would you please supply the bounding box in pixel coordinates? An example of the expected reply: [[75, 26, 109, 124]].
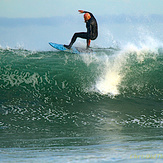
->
[[49, 42, 80, 54]]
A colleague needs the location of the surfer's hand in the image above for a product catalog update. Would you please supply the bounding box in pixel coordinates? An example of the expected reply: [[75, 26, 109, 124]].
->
[[78, 10, 84, 14]]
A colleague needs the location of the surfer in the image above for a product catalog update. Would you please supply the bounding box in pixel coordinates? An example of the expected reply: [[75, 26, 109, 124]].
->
[[64, 10, 98, 49]]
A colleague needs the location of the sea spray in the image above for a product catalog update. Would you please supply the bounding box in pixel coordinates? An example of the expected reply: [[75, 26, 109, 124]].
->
[[95, 52, 126, 96]]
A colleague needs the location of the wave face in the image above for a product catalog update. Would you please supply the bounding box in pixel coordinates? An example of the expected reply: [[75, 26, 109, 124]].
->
[[0, 46, 163, 135]]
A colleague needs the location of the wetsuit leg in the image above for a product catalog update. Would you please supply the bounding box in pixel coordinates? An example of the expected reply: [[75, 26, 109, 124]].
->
[[65, 32, 89, 49]]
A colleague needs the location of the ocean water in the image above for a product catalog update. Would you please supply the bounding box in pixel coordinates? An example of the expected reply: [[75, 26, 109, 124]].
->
[[0, 43, 163, 162]]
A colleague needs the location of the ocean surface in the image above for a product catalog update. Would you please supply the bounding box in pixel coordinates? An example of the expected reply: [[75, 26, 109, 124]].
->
[[0, 44, 162, 162]]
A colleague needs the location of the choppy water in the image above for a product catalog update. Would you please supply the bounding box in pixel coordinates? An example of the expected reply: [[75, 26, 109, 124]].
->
[[0, 45, 163, 162]]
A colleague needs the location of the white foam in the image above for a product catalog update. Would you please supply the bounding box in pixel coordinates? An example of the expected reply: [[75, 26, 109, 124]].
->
[[93, 35, 162, 96], [95, 51, 127, 96], [96, 70, 122, 95]]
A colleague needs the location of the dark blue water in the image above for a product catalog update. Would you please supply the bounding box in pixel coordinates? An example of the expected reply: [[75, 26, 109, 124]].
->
[[0, 47, 163, 162]]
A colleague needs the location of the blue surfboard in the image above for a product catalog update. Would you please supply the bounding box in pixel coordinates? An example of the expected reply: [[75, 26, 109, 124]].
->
[[49, 42, 80, 54]]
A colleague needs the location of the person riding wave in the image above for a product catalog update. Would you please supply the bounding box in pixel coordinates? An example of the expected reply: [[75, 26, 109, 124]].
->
[[64, 10, 98, 49]]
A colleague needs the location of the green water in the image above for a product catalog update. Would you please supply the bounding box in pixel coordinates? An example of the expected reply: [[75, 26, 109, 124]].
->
[[0, 48, 162, 162]]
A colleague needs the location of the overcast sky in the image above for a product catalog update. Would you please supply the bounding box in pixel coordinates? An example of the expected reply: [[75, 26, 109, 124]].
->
[[0, 0, 163, 18]]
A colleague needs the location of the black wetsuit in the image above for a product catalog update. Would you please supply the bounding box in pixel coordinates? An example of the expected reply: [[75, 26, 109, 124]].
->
[[65, 11, 98, 49]]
